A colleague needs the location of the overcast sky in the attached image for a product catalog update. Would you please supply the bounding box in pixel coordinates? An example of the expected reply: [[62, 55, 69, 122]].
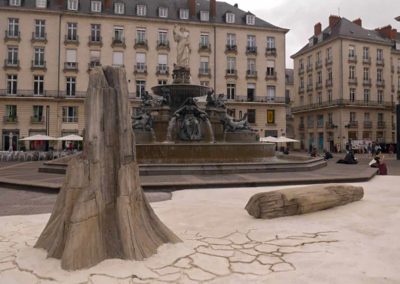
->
[[224, 0, 400, 68]]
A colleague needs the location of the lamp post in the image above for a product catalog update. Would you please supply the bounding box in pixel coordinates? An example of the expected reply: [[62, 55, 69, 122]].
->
[[8, 131, 13, 151], [396, 17, 400, 160]]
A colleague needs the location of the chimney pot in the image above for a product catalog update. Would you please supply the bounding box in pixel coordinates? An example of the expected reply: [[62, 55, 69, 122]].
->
[[210, 0, 216, 18], [314, 22, 322, 36], [188, 0, 196, 17], [234, 3, 238, 8], [352, 18, 362, 27], [104, 0, 112, 10], [329, 15, 341, 28]]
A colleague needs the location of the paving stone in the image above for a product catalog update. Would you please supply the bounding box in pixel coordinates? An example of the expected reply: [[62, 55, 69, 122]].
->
[[201, 238, 232, 245], [88, 275, 120, 284], [257, 255, 282, 265], [226, 232, 250, 245], [197, 246, 234, 257], [209, 245, 233, 251], [254, 244, 278, 253], [229, 251, 257, 263], [185, 267, 215, 281], [231, 261, 272, 275], [0, 269, 38, 284], [173, 258, 192, 269], [271, 262, 294, 272], [190, 253, 230, 276], [154, 266, 181, 275]]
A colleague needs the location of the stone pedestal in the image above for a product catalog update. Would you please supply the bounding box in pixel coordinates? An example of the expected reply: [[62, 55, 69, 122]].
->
[[134, 130, 155, 144], [224, 131, 257, 143], [172, 66, 191, 84]]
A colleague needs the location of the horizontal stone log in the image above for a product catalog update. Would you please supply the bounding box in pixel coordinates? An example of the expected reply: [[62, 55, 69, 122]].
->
[[245, 184, 364, 219]]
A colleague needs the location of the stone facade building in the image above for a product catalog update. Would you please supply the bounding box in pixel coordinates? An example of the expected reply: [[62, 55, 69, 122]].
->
[[291, 16, 399, 152], [0, 0, 288, 150]]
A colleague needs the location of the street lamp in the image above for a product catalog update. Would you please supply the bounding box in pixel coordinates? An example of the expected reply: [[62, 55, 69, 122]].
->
[[396, 17, 400, 160]]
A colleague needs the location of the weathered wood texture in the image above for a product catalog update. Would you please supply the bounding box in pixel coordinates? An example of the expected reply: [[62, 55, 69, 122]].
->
[[35, 67, 180, 270], [245, 184, 364, 219]]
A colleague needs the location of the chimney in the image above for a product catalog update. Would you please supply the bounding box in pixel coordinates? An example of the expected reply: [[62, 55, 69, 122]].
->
[[314, 22, 322, 36], [104, 0, 112, 10], [210, 0, 216, 18], [352, 18, 362, 27], [188, 0, 196, 17], [57, 0, 64, 7], [234, 3, 238, 8], [376, 25, 393, 39], [391, 29, 397, 40], [329, 15, 341, 28]]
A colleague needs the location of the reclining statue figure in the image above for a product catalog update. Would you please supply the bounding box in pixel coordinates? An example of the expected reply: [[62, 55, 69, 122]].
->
[[220, 112, 253, 132]]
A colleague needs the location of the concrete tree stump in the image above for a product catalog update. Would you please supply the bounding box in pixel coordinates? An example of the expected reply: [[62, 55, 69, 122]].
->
[[245, 184, 364, 219], [35, 67, 180, 270]]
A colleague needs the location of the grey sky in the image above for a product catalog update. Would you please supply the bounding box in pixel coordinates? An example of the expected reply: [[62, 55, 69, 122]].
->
[[224, 0, 400, 68]]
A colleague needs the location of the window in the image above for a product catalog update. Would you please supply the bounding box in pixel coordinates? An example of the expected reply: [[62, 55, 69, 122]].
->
[[247, 109, 256, 123], [7, 75, 17, 95], [66, 77, 76, 96], [158, 80, 167, 85], [307, 115, 314, 128], [180, 9, 189, 19], [158, 30, 168, 45], [328, 90, 332, 103], [327, 68, 333, 81], [227, 84, 235, 100], [136, 29, 146, 43], [247, 35, 256, 48], [348, 45, 356, 58], [8, 18, 19, 37], [363, 47, 369, 59], [200, 57, 209, 74], [7, 47, 18, 65], [90, 24, 101, 42], [200, 11, 209, 22], [349, 66, 355, 79], [89, 50, 101, 67], [317, 115, 324, 127], [62, 106, 78, 123], [364, 89, 370, 103], [65, 49, 77, 68], [112, 51, 123, 66], [316, 51, 321, 63], [159, 7, 168, 18], [327, 47, 332, 60], [157, 54, 168, 73], [34, 20, 46, 39], [226, 12, 235, 23], [247, 59, 256, 73], [33, 106, 43, 121], [266, 60, 275, 76], [33, 75, 44, 96], [378, 113, 384, 122], [136, 53, 146, 71], [267, 86, 276, 101], [266, 37, 275, 49], [377, 69, 383, 82], [300, 77, 304, 88], [378, 90, 384, 104], [34, 47, 45, 66], [349, 88, 355, 102], [113, 26, 124, 42], [67, 0, 79, 11], [317, 92, 322, 104], [137, 4, 146, 16], [299, 59, 304, 70], [317, 71, 322, 84], [91, 1, 101, 12], [350, 112, 356, 123], [200, 33, 209, 48], [6, 105, 17, 119], [136, 80, 146, 98], [114, 2, 124, 14], [307, 55, 312, 68], [377, 49, 383, 60], [227, 33, 236, 47], [200, 81, 209, 86], [246, 14, 255, 25], [67, 23, 77, 41], [9, 0, 21, 6], [36, 0, 47, 8], [363, 67, 369, 80], [227, 57, 236, 73]]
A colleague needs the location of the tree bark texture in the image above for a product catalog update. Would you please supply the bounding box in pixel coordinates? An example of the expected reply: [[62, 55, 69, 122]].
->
[[245, 184, 364, 219], [35, 67, 180, 270]]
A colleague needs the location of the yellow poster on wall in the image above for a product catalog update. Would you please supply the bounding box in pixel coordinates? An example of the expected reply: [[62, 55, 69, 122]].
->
[[267, 110, 275, 124]]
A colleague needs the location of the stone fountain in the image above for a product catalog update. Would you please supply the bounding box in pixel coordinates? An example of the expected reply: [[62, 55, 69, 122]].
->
[[131, 25, 275, 164]]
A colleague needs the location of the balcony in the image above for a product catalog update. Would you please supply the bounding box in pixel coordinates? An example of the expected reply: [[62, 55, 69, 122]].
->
[[63, 62, 78, 72], [156, 65, 169, 76], [31, 32, 47, 43], [363, 121, 372, 129], [4, 30, 21, 42], [156, 40, 170, 51], [291, 99, 394, 113], [315, 60, 322, 69], [111, 37, 126, 48], [298, 67, 304, 75], [265, 71, 277, 81], [325, 57, 332, 66], [348, 77, 358, 85], [265, 48, 276, 57], [64, 34, 79, 45], [134, 39, 148, 50], [225, 69, 238, 79], [31, 60, 47, 71], [306, 64, 313, 73], [346, 121, 358, 129], [87, 61, 101, 71], [58, 91, 86, 98], [376, 58, 384, 66], [225, 44, 237, 54], [306, 84, 313, 92], [88, 35, 103, 47], [376, 79, 385, 88], [62, 116, 78, 123], [3, 59, 20, 70], [315, 81, 323, 90], [246, 46, 257, 56], [198, 68, 211, 78], [246, 70, 257, 79], [325, 122, 338, 129], [198, 43, 211, 53], [362, 78, 372, 87], [235, 96, 286, 104], [298, 86, 304, 94], [134, 64, 147, 75], [30, 116, 44, 124], [3, 116, 18, 124], [377, 121, 386, 129], [348, 55, 357, 63], [362, 57, 371, 65]]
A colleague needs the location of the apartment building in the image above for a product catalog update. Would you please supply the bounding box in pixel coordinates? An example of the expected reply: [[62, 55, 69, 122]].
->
[[291, 16, 399, 152], [0, 0, 288, 150]]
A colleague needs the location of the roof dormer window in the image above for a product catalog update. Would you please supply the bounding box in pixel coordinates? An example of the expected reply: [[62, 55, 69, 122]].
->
[[91, 1, 102, 12], [246, 14, 255, 25], [9, 0, 21, 6], [36, 0, 47, 8], [114, 2, 125, 14], [67, 0, 79, 11], [180, 8, 189, 20], [200, 11, 209, 22], [159, 7, 168, 18], [226, 12, 235, 24], [137, 4, 146, 16]]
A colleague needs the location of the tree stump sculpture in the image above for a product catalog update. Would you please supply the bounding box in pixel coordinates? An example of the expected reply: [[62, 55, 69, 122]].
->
[[245, 184, 364, 219], [35, 67, 180, 270]]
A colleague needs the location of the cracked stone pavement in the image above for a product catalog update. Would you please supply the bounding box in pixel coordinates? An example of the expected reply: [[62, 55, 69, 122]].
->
[[1, 176, 400, 283]]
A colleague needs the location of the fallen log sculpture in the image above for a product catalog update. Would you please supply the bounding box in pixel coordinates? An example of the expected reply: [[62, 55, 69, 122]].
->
[[245, 184, 364, 219], [35, 67, 180, 270]]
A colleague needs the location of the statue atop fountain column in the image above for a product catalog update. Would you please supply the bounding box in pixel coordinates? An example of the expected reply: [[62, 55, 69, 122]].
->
[[173, 25, 191, 84]]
